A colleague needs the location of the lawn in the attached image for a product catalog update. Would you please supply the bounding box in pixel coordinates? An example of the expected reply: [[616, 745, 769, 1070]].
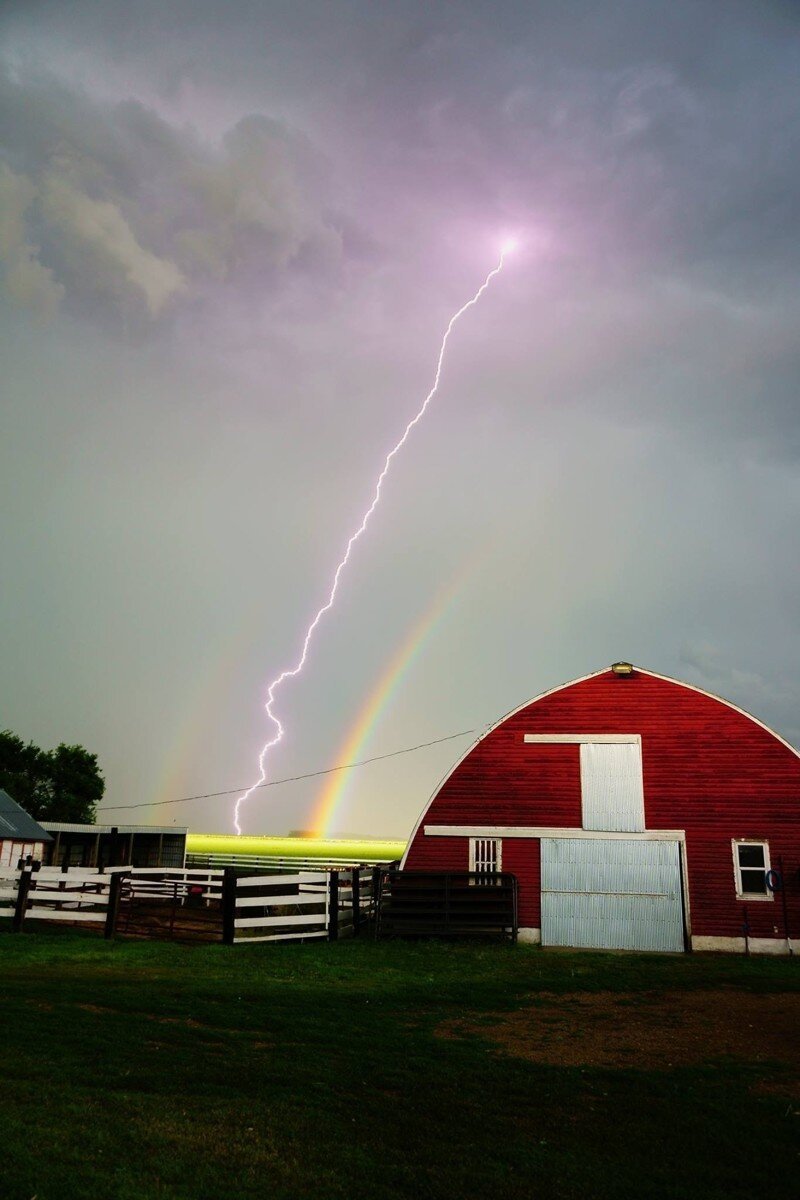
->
[[1, 930, 798, 1200]]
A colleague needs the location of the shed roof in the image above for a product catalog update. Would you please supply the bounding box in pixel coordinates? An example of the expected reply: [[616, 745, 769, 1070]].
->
[[0, 790, 53, 842], [42, 822, 188, 836]]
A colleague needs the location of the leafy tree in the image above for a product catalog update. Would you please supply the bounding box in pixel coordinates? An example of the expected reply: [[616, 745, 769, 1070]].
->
[[46, 744, 105, 823], [0, 731, 49, 814], [0, 730, 104, 823]]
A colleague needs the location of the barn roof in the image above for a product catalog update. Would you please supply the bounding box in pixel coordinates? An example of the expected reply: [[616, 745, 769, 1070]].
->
[[0, 790, 53, 842], [400, 662, 800, 867], [41, 822, 187, 835]]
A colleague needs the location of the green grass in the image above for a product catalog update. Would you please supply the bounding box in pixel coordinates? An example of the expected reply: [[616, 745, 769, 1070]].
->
[[1, 930, 798, 1200]]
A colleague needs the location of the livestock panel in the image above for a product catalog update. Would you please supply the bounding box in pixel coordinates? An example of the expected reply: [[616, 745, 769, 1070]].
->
[[377, 871, 518, 940]]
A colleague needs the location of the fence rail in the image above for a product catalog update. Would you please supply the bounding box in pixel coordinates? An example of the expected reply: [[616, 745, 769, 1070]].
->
[[2, 863, 383, 945], [0, 869, 21, 918], [187, 852, 400, 871], [1, 865, 120, 935], [4, 865, 520, 944], [224, 868, 328, 944], [222, 866, 381, 945]]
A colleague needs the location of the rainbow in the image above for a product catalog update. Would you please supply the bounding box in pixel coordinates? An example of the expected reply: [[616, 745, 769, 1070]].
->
[[309, 553, 484, 837], [143, 550, 485, 834], [147, 595, 273, 816]]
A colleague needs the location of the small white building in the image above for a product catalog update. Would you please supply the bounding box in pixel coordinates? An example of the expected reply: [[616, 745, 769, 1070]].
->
[[0, 789, 52, 867]]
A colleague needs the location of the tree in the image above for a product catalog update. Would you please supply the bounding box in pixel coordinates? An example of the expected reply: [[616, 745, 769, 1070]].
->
[[46, 744, 105, 823], [0, 731, 49, 815], [0, 730, 104, 823]]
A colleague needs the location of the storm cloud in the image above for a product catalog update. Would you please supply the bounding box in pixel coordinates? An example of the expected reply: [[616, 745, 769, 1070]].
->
[[0, 61, 348, 322], [1, 1, 799, 836]]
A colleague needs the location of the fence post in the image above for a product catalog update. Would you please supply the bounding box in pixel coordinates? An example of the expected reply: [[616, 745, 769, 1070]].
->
[[12, 868, 32, 933], [371, 867, 383, 939], [351, 868, 361, 937], [328, 870, 339, 941], [778, 855, 793, 956], [104, 872, 123, 939], [55, 859, 69, 911], [222, 866, 237, 945]]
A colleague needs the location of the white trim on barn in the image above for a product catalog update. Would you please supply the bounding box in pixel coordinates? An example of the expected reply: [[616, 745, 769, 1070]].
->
[[523, 734, 641, 744], [517, 928, 541, 944], [692, 936, 800, 955], [424, 825, 686, 841]]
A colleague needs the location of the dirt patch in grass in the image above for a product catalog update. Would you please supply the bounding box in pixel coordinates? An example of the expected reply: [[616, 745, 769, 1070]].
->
[[75, 1002, 264, 1041], [438, 990, 800, 1079]]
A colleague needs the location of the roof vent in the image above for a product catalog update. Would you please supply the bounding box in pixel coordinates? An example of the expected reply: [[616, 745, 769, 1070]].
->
[[611, 661, 634, 676]]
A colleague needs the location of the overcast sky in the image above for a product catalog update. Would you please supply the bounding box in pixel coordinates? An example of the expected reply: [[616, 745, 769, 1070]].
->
[[2, 0, 799, 838]]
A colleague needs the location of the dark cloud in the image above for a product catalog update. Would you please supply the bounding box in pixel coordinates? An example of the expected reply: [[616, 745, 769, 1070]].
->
[[1, 1, 799, 833], [679, 641, 800, 746], [0, 63, 350, 322]]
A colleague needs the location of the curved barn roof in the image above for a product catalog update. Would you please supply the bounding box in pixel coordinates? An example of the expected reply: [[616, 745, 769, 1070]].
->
[[400, 664, 800, 866]]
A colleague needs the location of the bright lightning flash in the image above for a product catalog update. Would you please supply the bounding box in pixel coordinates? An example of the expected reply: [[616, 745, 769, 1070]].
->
[[233, 244, 512, 833]]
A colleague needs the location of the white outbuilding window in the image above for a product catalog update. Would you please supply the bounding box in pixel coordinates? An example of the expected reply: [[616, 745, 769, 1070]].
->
[[732, 840, 772, 900], [469, 837, 502, 877]]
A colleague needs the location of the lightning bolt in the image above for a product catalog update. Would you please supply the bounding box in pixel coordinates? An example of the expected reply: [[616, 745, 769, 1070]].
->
[[234, 245, 512, 833]]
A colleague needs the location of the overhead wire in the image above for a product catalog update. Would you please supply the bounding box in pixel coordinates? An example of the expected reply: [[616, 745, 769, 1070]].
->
[[90, 725, 482, 814]]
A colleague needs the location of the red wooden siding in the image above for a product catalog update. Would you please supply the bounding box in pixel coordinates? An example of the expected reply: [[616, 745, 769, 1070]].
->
[[404, 669, 800, 941]]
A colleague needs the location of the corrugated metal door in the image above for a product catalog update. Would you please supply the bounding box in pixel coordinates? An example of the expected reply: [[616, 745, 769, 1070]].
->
[[580, 742, 645, 831], [541, 838, 684, 952]]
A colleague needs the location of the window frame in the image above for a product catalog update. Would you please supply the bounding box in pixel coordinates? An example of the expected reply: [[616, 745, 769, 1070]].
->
[[731, 838, 773, 902], [469, 837, 502, 875]]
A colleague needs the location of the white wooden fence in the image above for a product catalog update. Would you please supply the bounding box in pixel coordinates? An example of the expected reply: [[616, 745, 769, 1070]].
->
[[0, 865, 114, 930], [2, 864, 381, 944], [229, 871, 330, 944], [117, 867, 223, 903], [0, 865, 223, 936], [0, 868, 21, 919]]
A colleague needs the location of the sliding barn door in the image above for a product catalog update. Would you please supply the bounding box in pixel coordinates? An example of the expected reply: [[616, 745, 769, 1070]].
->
[[540, 837, 684, 952]]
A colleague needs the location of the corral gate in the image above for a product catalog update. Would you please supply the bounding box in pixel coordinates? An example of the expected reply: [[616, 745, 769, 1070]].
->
[[540, 838, 685, 952]]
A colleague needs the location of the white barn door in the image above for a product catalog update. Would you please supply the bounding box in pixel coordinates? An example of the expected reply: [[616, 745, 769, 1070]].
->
[[580, 742, 645, 831], [540, 838, 684, 952]]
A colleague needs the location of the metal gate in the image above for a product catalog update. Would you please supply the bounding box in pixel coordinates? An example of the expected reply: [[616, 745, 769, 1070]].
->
[[541, 838, 685, 952]]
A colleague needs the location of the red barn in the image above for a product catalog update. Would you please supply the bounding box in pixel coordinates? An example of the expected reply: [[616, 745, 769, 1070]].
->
[[401, 664, 800, 954]]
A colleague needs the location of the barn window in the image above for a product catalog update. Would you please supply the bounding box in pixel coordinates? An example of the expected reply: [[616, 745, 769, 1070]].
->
[[470, 838, 502, 877], [732, 841, 772, 899]]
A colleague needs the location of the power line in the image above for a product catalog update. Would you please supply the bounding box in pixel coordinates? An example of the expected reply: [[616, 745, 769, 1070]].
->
[[94, 726, 480, 814]]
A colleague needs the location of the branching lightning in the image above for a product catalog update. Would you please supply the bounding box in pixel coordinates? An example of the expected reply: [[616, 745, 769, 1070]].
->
[[234, 246, 512, 833]]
